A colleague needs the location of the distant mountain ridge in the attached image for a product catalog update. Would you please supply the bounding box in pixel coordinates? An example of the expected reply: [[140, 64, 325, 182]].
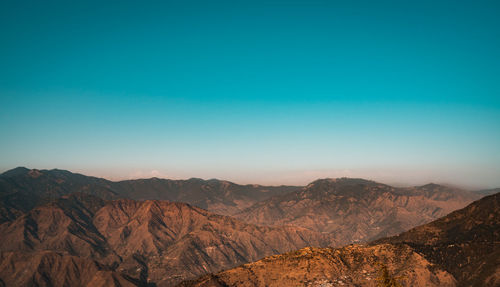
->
[[235, 177, 480, 245], [1, 168, 481, 244], [0, 167, 300, 223], [472, 187, 500, 196]]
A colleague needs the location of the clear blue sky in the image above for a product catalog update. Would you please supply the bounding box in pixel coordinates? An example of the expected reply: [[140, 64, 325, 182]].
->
[[1, 0, 499, 187]]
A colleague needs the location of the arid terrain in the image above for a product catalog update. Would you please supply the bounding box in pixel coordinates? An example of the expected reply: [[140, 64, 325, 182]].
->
[[0, 168, 497, 286], [180, 193, 500, 287], [375, 192, 500, 286], [235, 178, 478, 244], [0, 192, 327, 286], [179, 244, 456, 287]]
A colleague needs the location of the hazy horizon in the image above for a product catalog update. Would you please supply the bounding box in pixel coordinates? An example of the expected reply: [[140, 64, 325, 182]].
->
[[2, 165, 499, 190], [1, 0, 499, 189]]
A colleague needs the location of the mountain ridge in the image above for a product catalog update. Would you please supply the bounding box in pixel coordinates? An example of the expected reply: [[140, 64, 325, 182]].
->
[[374, 192, 500, 286], [178, 192, 500, 287], [234, 177, 479, 245], [0, 167, 301, 222], [0, 193, 330, 286]]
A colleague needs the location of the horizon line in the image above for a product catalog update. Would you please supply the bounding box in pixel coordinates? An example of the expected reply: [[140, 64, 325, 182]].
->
[[2, 166, 496, 191]]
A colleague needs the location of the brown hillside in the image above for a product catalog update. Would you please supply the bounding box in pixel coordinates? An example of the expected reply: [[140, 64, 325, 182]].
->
[[178, 244, 456, 287], [0, 251, 137, 287], [374, 192, 500, 287], [0, 193, 329, 286]]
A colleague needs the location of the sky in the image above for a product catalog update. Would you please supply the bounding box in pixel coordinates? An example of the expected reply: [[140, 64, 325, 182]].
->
[[1, 0, 499, 188]]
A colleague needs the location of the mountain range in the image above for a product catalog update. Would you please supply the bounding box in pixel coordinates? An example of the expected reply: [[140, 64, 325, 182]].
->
[[0, 167, 299, 223], [235, 178, 478, 245], [0, 167, 495, 286], [375, 192, 500, 286], [0, 192, 327, 286], [179, 192, 500, 287]]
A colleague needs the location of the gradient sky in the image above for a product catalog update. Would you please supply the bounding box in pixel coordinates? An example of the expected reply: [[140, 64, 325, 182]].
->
[[1, 0, 499, 188]]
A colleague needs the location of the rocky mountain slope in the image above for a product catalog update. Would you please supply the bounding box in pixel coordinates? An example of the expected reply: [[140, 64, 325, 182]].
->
[[375, 192, 500, 287], [0, 167, 299, 223], [0, 193, 329, 286], [235, 178, 479, 245], [179, 192, 500, 287], [0, 251, 138, 287]]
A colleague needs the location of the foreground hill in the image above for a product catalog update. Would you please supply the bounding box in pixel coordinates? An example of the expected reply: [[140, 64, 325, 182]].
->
[[179, 192, 500, 287], [0, 167, 299, 222], [0, 193, 329, 286], [179, 244, 455, 287], [235, 178, 479, 245]]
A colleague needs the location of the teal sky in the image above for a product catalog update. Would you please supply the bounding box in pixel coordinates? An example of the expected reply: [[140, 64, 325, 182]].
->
[[1, 0, 499, 187]]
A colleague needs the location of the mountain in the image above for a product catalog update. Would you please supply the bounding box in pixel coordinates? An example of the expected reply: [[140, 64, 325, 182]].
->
[[113, 177, 299, 215], [374, 192, 500, 286], [0, 193, 329, 286], [1, 167, 492, 286], [235, 178, 479, 245], [179, 192, 500, 287], [0, 167, 299, 223], [472, 187, 500, 196], [178, 244, 456, 287], [0, 168, 118, 222]]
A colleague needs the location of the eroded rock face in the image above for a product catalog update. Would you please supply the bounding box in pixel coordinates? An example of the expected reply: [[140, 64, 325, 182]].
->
[[179, 244, 456, 287], [0, 193, 330, 286], [235, 178, 478, 245]]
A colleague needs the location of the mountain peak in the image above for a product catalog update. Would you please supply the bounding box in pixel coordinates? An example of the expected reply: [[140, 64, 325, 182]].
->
[[418, 183, 444, 189], [1, 166, 31, 177], [306, 177, 378, 189]]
